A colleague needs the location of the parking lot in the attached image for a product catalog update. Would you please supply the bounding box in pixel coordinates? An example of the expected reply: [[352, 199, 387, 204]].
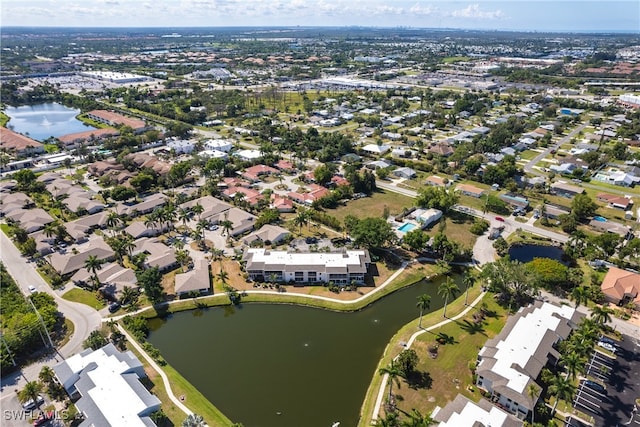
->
[[573, 333, 640, 426]]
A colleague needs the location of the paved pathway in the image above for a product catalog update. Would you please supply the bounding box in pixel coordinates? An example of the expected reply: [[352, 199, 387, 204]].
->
[[371, 291, 487, 422]]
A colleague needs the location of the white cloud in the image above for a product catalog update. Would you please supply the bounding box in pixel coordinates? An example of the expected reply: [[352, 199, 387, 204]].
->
[[450, 3, 504, 19]]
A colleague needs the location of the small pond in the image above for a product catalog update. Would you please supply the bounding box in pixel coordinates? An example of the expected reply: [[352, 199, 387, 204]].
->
[[508, 243, 567, 264], [4, 103, 96, 141]]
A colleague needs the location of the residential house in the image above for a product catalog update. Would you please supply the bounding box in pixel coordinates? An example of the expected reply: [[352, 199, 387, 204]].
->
[[124, 221, 165, 239], [597, 193, 633, 210], [361, 144, 390, 155], [204, 139, 234, 152], [275, 159, 296, 173], [589, 219, 632, 239], [88, 160, 124, 177], [70, 262, 137, 297], [499, 194, 529, 210], [393, 167, 417, 179], [49, 237, 115, 276], [131, 238, 177, 272], [428, 143, 454, 157], [223, 186, 263, 207], [235, 149, 262, 161], [425, 175, 449, 187], [0, 127, 44, 157], [550, 182, 585, 198], [595, 169, 639, 187], [166, 139, 196, 154], [600, 267, 640, 309], [241, 164, 279, 182], [64, 211, 110, 243], [53, 343, 161, 427], [365, 160, 393, 170], [433, 394, 523, 427], [180, 196, 232, 221], [287, 184, 330, 205], [5, 208, 55, 233], [456, 184, 486, 198], [242, 224, 291, 246], [125, 153, 171, 176], [270, 195, 294, 213], [118, 193, 167, 217], [174, 258, 211, 297], [476, 302, 582, 420], [209, 207, 256, 236], [330, 175, 349, 187], [410, 208, 443, 228], [243, 248, 371, 285], [542, 204, 571, 220]]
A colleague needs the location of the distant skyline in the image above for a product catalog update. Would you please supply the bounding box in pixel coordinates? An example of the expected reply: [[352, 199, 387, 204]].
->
[[2, 0, 639, 33]]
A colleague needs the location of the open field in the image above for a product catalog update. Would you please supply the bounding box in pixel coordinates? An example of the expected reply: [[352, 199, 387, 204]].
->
[[328, 190, 415, 223], [62, 287, 105, 310]]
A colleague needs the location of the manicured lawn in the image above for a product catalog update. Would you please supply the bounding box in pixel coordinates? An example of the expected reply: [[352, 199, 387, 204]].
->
[[0, 223, 12, 235], [390, 295, 507, 420], [62, 288, 105, 310], [328, 190, 415, 223], [423, 214, 478, 249], [357, 283, 485, 426]]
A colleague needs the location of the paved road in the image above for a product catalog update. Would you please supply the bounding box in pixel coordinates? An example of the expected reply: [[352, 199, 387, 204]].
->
[[0, 232, 101, 358], [523, 122, 589, 176]]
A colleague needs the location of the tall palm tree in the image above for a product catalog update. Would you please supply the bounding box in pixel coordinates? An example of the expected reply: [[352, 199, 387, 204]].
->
[[379, 360, 402, 403], [192, 203, 204, 221], [570, 286, 589, 309], [17, 381, 42, 407], [591, 305, 613, 326], [178, 208, 191, 232], [462, 271, 475, 305], [163, 204, 177, 235], [217, 267, 229, 285], [293, 209, 309, 232], [527, 383, 540, 426], [106, 211, 121, 236], [221, 219, 233, 239], [84, 255, 103, 290], [437, 278, 459, 318], [560, 352, 586, 380], [548, 374, 576, 416], [416, 294, 431, 329], [43, 222, 58, 241], [120, 286, 139, 306]]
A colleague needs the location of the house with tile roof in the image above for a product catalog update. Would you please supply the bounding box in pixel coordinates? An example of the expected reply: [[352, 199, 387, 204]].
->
[[174, 258, 211, 297], [600, 267, 640, 309], [0, 127, 44, 157]]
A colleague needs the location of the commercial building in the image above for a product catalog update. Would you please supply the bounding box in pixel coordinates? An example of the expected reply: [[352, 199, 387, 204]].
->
[[244, 248, 370, 285]]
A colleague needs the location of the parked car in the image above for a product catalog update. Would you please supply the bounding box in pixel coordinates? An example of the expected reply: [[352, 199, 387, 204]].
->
[[28, 285, 37, 293], [599, 336, 617, 346], [583, 380, 606, 394], [22, 395, 44, 410], [495, 216, 505, 222], [108, 302, 121, 313], [33, 412, 52, 426], [597, 341, 616, 353]]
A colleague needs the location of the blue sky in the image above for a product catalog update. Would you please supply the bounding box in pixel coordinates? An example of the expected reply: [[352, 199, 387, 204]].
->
[[2, 0, 638, 32]]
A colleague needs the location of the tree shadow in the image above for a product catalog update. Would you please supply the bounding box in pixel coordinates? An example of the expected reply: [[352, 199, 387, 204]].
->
[[460, 319, 487, 336], [406, 370, 433, 390], [435, 332, 457, 345]]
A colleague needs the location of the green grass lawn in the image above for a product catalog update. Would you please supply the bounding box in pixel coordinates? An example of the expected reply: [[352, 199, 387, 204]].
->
[[328, 189, 415, 223], [62, 288, 105, 310]]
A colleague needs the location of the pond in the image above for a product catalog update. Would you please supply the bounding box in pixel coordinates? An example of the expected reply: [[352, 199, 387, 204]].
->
[[147, 274, 464, 427], [4, 103, 96, 141], [508, 243, 567, 264]]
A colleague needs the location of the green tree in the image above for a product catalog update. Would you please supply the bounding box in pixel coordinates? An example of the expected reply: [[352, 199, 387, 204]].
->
[[39, 366, 55, 385], [527, 384, 540, 425], [379, 360, 402, 402], [84, 255, 103, 290], [548, 374, 576, 416], [396, 349, 419, 378], [83, 330, 107, 350], [416, 186, 459, 215], [591, 305, 613, 326], [526, 258, 569, 290], [560, 352, 586, 380], [416, 294, 431, 329], [403, 229, 429, 252], [182, 413, 206, 427], [346, 217, 396, 249], [17, 381, 42, 407], [293, 209, 309, 232], [571, 193, 597, 221], [438, 277, 459, 318], [137, 267, 164, 304], [255, 208, 280, 228], [570, 286, 589, 309]]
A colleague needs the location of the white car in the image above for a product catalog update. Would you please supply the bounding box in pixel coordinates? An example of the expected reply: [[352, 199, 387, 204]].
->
[[28, 285, 37, 293], [597, 341, 616, 353]]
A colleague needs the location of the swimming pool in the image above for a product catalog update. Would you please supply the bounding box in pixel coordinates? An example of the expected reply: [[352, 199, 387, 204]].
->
[[398, 222, 416, 233], [594, 216, 607, 222]]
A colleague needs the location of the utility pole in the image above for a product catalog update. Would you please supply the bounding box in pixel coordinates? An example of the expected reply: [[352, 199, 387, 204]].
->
[[0, 334, 17, 367], [28, 298, 55, 350]]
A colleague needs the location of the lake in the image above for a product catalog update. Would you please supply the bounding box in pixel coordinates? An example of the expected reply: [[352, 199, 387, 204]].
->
[[508, 243, 567, 264], [147, 274, 463, 427], [4, 103, 96, 141]]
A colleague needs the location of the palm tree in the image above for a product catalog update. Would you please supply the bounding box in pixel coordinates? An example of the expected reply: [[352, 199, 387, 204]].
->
[[570, 286, 589, 309], [379, 360, 402, 403], [548, 374, 576, 416], [402, 408, 434, 427], [416, 294, 431, 329], [17, 381, 42, 408], [123, 237, 136, 259], [84, 255, 103, 290], [462, 271, 475, 305], [217, 267, 229, 285], [182, 413, 206, 427], [221, 219, 233, 239], [39, 366, 55, 385], [591, 305, 613, 326], [178, 208, 191, 232], [437, 278, 459, 318], [43, 222, 58, 241], [163, 204, 177, 235], [560, 352, 586, 380], [175, 249, 190, 272], [120, 286, 139, 306], [293, 209, 309, 232], [192, 203, 204, 220], [106, 211, 121, 236], [527, 383, 540, 425]]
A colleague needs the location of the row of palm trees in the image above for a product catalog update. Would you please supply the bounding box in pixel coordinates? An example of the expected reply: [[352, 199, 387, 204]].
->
[[416, 272, 475, 328]]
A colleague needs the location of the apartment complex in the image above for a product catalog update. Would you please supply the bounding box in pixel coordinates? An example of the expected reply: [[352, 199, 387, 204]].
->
[[243, 248, 371, 285]]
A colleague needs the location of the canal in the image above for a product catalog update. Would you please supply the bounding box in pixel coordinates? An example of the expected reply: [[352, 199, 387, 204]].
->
[[147, 274, 464, 427]]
